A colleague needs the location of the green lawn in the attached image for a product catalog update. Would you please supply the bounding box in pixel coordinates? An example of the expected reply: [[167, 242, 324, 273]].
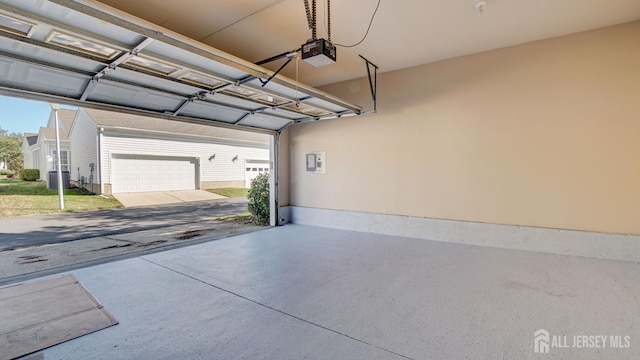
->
[[0, 180, 122, 217], [207, 188, 249, 198]]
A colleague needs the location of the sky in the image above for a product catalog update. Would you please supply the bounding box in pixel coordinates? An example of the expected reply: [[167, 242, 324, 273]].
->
[[0, 95, 76, 135]]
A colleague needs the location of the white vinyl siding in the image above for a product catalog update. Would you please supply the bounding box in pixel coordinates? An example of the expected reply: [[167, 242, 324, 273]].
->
[[21, 140, 33, 169], [23, 154, 32, 169], [36, 136, 46, 180], [101, 133, 268, 187], [69, 110, 99, 183], [33, 149, 41, 176]]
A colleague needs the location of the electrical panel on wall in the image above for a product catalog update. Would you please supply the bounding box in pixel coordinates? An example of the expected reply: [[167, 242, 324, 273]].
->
[[306, 151, 325, 174], [306, 154, 316, 171]]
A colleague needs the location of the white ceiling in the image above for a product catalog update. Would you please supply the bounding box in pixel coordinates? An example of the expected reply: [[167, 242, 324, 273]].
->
[[95, 0, 640, 87]]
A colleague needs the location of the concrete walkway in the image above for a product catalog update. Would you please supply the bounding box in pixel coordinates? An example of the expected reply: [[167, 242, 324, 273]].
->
[[15, 225, 640, 360], [112, 190, 225, 207]]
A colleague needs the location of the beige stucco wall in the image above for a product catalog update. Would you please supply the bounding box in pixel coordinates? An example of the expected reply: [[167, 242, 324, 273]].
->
[[288, 21, 640, 235]]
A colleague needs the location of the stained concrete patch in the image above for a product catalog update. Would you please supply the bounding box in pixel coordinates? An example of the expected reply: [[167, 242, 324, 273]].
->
[[113, 190, 225, 207], [0, 274, 118, 360]]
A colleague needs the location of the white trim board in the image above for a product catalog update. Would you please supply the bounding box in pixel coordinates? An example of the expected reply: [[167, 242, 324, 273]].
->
[[287, 206, 640, 263]]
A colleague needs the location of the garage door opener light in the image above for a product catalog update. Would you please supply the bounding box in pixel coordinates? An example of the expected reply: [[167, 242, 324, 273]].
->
[[475, 1, 488, 17], [301, 0, 336, 67]]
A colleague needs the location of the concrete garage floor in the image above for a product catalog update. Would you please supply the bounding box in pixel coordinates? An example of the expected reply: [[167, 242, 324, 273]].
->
[[25, 225, 640, 359]]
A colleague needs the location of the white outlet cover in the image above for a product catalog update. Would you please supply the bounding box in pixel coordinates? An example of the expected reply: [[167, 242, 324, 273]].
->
[[312, 151, 325, 174]]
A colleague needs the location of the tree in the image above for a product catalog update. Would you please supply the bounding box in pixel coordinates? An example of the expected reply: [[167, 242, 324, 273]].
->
[[0, 126, 23, 172]]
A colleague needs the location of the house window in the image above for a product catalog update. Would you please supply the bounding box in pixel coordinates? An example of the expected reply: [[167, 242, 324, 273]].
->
[[53, 150, 69, 172]]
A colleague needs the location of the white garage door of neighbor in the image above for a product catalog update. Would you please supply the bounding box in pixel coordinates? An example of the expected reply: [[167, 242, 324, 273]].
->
[[112, 156, 197, 193], [245, 160, 270, 188]]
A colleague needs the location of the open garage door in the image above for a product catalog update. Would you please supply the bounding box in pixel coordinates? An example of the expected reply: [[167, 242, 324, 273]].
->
[[111, 155, 196, 193], [0, 0, 363, 226], [0, 0, 362, 134]]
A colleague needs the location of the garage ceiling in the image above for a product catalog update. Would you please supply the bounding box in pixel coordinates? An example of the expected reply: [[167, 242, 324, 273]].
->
[[0, 1, 638, 134], [96, 0, 640, 87], [0, 0, 362, 134]]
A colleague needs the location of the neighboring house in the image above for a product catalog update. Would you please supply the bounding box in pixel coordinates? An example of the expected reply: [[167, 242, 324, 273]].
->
[[67, 107, 269, 195], [21, 132, 39, 169], [23, 107, 270, 194], [21, 110, 75, 183]]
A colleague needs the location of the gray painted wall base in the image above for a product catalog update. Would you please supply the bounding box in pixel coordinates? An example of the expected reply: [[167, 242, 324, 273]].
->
[[287, 206, 640, 263], [277, 206, 290, 226]]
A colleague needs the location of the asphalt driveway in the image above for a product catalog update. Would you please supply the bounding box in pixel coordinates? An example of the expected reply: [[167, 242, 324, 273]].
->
[[0, 197, 248, 251]]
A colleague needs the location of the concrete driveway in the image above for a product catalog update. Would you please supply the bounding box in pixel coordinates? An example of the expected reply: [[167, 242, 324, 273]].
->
[[112, 190, 225, 207]]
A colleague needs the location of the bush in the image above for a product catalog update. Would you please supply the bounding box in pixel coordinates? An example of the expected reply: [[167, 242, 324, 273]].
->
[[0, 169, 14, 177], [19, 168, 40, 181], [247, 172, 270, 225]]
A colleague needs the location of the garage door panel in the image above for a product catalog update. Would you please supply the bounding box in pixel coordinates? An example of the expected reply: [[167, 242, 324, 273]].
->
[[0, 0, 362, 135], [111, 155, 196, 193]]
